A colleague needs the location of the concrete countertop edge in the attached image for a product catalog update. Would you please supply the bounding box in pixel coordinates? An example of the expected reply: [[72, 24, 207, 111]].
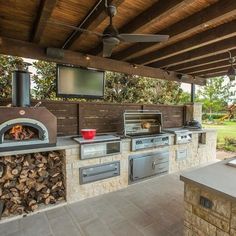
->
[[180, 166, 236, 201]]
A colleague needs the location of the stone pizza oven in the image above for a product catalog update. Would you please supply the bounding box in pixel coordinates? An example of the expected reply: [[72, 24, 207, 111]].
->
[[0, 64, 57, 151]]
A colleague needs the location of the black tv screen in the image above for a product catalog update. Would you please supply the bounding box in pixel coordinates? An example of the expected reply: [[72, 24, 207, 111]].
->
[[56, 64, 105, 98]]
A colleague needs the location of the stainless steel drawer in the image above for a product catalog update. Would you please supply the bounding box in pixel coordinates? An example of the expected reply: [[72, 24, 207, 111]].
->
[[79, 161, 120, 184], [80, 141, 121, 160]]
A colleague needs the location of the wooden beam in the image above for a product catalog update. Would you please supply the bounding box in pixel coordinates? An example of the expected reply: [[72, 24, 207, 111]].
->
[[192, 66, 230, 76], [62, 0, 124, 49], [89, 0, 192, 55], [0, 37, 205, 85], [203, 71, 227, 78], [31, 0, 58, 43], [148, 36, 236, 68], [113, 0, 236, 61], [179, 60, 232, 74], [131, 20, 236, 65], [169, 52, 232, 71]]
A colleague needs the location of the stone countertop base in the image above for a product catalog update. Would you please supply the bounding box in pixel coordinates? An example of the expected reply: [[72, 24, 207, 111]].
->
[[180, 159, 236, 201], [181, 159, 236, 235], [183, 181, 236, 236]]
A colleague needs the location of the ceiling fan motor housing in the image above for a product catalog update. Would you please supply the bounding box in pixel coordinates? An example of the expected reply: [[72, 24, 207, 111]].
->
[[107, 4, 117, 17], [103, 24, 119, 37]]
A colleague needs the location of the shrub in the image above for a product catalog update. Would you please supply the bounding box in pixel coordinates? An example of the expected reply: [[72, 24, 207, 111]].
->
[[224, 137, 236, 146]]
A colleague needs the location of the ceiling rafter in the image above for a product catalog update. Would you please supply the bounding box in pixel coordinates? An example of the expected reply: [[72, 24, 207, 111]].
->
[[130, 19, 236, 65], [31, 0, 58, 43], [62, 0, 125, 50], [148, 36, 236, 69], [113, 0, 236, 62], [168, 52, 234, 72], [88, 0, 193, 55], [203, 71, 227, 78], [193, 66, 230, 76], [179, 60, 232, 74]]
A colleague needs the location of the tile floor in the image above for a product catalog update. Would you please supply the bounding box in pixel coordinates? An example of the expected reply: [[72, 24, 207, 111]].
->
[[0, 173, 184, 236]]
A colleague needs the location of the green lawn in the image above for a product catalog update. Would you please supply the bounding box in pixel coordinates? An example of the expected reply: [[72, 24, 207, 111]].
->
[[203, 121, 236, 151], [204, 121, 236, 143]]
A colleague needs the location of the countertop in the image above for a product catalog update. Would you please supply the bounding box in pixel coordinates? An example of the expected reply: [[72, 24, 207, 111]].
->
[[180, 158, 236, 200], [0, 128, 215, 157], [0, 136, 80, 157]]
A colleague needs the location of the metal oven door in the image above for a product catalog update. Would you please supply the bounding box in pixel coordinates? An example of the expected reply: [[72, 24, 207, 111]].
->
[[129, 148, 169, 183]]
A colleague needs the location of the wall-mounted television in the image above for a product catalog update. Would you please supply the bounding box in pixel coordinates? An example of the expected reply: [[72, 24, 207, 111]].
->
[[56, 64, 105, 99]]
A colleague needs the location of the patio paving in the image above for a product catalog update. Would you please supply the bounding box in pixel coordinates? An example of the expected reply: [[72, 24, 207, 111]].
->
[[0, 173, 184, 236]]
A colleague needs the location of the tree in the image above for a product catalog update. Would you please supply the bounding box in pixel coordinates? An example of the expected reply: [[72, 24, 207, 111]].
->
[[0, 55, 24, 98], [196, 77, 233, 115], [31, 60, 57, 99], [105, 71, 187, 104], [0, 56, 191, 104]]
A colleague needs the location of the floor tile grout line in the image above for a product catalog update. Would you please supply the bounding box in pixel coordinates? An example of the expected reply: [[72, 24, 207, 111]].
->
[[64, 205, 86, 236], [43, 212, 56, 236]]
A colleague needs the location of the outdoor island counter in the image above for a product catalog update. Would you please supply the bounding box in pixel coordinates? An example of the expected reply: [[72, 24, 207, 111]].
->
[[181, 159, 236, 236]]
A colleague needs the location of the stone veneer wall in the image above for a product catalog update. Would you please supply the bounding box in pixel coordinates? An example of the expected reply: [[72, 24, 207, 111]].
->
[[65, 140, 130, 202], [185, 103, 202, 124], [184, 183, 236, 236], [169, 131, 217, 173], [65, 130, 217, 203]]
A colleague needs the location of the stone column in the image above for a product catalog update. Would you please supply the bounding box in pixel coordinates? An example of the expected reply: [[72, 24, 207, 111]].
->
[[185, 103, 202, 124]]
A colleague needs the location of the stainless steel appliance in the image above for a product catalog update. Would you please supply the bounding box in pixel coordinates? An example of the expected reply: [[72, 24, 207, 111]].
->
[[129, 147, 169, 183], [73, 135, 121, 160], [123, 110, 170, 151], [163, 127, 192, 144], [79, 161, 120, 184]]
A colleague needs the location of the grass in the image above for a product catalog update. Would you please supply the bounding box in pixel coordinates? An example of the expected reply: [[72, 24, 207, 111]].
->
[[203, 121, 236, 151]]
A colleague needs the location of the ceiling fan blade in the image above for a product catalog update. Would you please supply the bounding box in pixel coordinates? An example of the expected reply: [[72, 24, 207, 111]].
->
[[118, 34, 169, 42], [48, 20, 104, 37], [102, 37, 120, 57]]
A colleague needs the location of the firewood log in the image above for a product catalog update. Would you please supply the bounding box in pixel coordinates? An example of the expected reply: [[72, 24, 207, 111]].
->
[[0, 151, 65, 217], [0, 163, 5, 178]]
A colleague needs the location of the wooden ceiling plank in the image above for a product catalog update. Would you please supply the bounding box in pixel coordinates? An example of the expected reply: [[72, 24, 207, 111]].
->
[[179, 60, 232, 74], [31, 0, 58, 43], [192, 66, 230, 76], [148, 36, 236, 68], [131, 20, 236, 65], [169, 53, 231, 71], [0, 36, 205, 85], [113, 0, 236, 61], [89, 0, 191, 55], [62, 0, 125, 50], [203, 71, 227, 78]]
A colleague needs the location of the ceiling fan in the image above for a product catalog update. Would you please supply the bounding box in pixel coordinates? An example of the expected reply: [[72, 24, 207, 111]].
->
[[50, 3, 169, 57], [100, 4, 169, 57]]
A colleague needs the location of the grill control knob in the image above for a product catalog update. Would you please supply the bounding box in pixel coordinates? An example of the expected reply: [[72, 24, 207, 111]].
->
[[136, 140, 142, 145]]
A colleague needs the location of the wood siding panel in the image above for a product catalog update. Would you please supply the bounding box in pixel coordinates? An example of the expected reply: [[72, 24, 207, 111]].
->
[[0, 100, 185, 135]]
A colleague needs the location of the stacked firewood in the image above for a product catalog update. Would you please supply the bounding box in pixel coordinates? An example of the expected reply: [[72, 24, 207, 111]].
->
[[0, 151, 65, 218]]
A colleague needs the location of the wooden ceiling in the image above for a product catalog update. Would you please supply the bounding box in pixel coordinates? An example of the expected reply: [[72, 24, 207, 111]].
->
[[0, 0, 236, 82]]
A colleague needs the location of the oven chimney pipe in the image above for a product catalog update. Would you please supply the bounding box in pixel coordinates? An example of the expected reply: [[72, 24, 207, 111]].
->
[[12, 63, 31, 107]]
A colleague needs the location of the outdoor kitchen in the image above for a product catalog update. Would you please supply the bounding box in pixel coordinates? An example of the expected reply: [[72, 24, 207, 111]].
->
[[2, 0, 236, 235], [0, 63, 217, 220]]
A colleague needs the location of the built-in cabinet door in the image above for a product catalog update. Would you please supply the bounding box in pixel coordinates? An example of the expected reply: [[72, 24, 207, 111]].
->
[[131, 152, 169, 181]]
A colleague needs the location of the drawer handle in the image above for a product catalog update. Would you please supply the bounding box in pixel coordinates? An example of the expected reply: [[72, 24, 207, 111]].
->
[[152, 161, 158, 169]]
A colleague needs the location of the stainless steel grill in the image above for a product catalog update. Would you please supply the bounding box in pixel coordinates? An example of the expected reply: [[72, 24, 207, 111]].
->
[[123, 110, 170, 151], [163, 127, 192, 144], [124, 110, 163, 136]]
